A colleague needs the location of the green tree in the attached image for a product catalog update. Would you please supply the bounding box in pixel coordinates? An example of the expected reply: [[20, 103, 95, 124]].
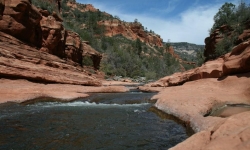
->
[[135, 38, 142, 56], [211, 2, 236, 33]]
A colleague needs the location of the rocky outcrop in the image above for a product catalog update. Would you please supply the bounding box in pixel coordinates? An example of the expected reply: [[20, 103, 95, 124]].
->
[[82, 41, 102, 70], [0, 0, 103, 85], [0, 31, 101, 86], [0, 0, 102, 67], [146, 38, 250, 87], [223, 41, 250, 75], [98, 19, 163, 47], [66, 0, 98, 12], [204, 25, 232, 61], [40, 15, 65, 58], [0, 0, 42, 47], [65, 31, 82, 64]]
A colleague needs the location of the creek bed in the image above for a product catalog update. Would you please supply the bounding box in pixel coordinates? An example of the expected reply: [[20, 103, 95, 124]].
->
[[0, 92, 188, 149]]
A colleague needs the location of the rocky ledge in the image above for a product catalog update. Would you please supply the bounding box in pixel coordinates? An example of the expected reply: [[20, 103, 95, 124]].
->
[[139, 27, 250, 149]]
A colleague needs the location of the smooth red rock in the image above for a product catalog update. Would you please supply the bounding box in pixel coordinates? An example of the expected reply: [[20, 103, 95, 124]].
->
[[223, 40, 250, 75], [0, 79, 129, 104], [147, 57, 224, 87]]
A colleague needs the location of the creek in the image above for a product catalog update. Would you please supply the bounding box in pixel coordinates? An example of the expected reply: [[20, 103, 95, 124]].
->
[[0, 92, 188, 149]]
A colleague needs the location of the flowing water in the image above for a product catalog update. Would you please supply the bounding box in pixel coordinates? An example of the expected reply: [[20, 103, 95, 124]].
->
[[0, 93, 188, 150]]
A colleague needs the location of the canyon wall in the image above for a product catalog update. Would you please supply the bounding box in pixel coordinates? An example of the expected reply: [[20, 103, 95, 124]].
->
[[0, 0, 102, 85]]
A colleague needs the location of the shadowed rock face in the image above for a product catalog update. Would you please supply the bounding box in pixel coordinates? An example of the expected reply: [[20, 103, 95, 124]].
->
[[40, 15, 65, 58], [0, 0, 42, 46], [0, 0, 4, 19]]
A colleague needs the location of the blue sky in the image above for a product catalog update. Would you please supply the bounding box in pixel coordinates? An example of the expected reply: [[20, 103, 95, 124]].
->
[[77, 0, 248, 45]]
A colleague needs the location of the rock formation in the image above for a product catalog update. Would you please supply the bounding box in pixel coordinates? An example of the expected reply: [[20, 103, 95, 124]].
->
[[152, 73, 250, 150], [98, 19, 163, 47], [0, 0, 42, 46], [146, 35, 250, 87], [0, 31, 101, 86], [0, 0, 102, 85], [67, 0, 98, 12], [82, 41, 102, 70]]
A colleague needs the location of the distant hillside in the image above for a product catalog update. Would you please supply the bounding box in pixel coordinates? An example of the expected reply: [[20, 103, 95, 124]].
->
[[170, 42, 204, 56], [164, 42, 204, 63]]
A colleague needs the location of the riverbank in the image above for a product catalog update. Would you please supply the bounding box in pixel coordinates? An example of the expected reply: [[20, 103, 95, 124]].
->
[[145, 72, 250, 150]]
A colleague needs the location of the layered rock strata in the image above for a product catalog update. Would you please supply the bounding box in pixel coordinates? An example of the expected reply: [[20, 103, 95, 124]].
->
[[0, 31, 101, 86], [0, 0, 102, 85], [98, 19, 163, 47]]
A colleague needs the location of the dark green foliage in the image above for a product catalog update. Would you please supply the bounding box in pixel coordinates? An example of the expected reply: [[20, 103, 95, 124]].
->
[[215, 36, 233, 57], [196, 49, 205, 67], [135, 38, 142, 55], [100, 35, 181, 79], [208, 1, 250, 60], [31, 0, 57, 13], [211, 2, 236, 33], [82, 56, 93, 67]]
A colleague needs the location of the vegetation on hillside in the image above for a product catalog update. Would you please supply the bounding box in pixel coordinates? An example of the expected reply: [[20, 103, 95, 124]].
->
[[31, 0, 198, 80], [208, 1, 250, 60]]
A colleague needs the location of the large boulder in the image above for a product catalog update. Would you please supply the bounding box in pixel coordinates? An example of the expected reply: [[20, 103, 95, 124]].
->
[[223, 40, 250, 75], [0, 0, 42, 46], [82, 41, 102, 70], [65, 31, 83, 64], [40, 15, 65, 58]]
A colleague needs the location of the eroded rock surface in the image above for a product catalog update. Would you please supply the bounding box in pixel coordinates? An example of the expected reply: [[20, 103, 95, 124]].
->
[[0, 0, 42, 46], [98, 19, 163, 47], [0, 0, 102, 66], [0, 31, 101, 86]]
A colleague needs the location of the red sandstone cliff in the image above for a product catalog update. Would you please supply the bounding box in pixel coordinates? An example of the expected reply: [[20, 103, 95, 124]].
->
[[0, 0, 102, 85], [67, 1, 98, 12], [65, 0, 163, 47], [98, 19, 163, 47]]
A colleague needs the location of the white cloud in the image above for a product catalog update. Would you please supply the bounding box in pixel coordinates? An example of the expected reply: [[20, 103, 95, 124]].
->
[[111, 5, 221, 45]]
